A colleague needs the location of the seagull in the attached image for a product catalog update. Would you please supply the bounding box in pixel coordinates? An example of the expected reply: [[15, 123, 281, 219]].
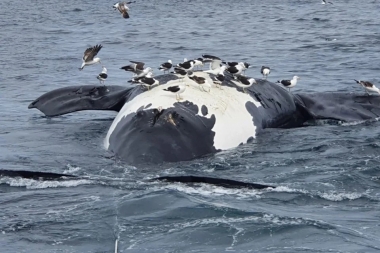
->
[[203, 58, 223, 75], [232, 75, 257, 93], [223, 61, 249, 68], [128, 70, 155, 83], [164, 83, 186, 101], [113, 1, 136, 18], [261, 66, 271, 79], [121, 61, 152, 78], [212, 65, 227, 89], [97, 66, 108, 84], [192, 59, 204, 70], [322, 0, 333, 4], [172, 67, 189, 83], [177, 60, 195, 72], [79, 44, 102, 71], [223, 61, 250, 74], [120, 61, 145, 74], [277, 76, 300, 92], [188, 72, 211, 92], [138, 73, 159, 90], [158, 60, 173, 74], [201, 55, 220, 69], [354, 80, 380, 95], [202, 54, 221, 61], [226, 63, 245, 76]]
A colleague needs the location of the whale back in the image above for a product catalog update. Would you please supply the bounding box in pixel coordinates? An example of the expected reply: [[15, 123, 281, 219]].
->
[[105, 72, 304, 164], [28, 85, 133, 117], [295, 92, 380, 122]]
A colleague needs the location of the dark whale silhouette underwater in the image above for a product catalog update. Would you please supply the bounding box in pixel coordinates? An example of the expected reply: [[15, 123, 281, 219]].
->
[[28, 72, 380, 165]]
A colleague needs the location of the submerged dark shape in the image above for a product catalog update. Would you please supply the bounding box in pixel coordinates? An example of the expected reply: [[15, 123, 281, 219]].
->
[[153, 175, 275, 189], [0, 169, 273, 190], [28, 73, 380, 165], [0, 169, 76, 181]]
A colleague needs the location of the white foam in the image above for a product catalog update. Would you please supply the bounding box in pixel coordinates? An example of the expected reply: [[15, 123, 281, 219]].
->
[[150, 182, 265, 199], [63, 164, 81, 174], [319, 192, 362, 201], [272, 186, 363, 201], [341, 117, 380, 126], [105, 72, 261, 151], [0, 177, 92, 189]]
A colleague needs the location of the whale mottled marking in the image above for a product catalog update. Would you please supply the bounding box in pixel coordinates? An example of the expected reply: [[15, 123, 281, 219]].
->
[[108, 101, 217, 163], [105, 72, 262, 152]]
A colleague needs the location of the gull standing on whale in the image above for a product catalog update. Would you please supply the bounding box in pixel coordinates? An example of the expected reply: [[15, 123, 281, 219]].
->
[[97, 66, 108, 84], [158, 60, 173, 74], [188, 72, 211, 92], [79, 44, 102, 71], [261, 66, 271, 79], [232, 75, 257, 93], [212, 65, 227, 89], [277, 76, 300, 92], [138, 73, 159, 90], [164, 83, 187, 101]]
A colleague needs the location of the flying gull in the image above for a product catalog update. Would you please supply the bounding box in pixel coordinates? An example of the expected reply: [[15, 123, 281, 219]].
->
[[121, 61, 153, 78], [354, 80, 380, 95], [113, 1, 136, 18], [97, 66, 108, 84], [79, 44, 102, 71], [120, 61, 145, 74], [203, 55, 223, 75], [277, 76, 300, 92], [322, 0, 333, 4]]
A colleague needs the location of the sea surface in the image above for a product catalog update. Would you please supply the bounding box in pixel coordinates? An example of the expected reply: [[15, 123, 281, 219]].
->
[[1, 0, 380, 252]]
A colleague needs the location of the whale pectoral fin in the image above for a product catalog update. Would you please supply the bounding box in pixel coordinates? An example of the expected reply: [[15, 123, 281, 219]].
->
[[152, 175, 275, 190], [295, 92, 380, 122], [28, 85, 133, 117]]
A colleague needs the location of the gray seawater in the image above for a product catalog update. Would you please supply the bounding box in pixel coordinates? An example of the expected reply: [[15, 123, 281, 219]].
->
[[1, 0, 380, 252]]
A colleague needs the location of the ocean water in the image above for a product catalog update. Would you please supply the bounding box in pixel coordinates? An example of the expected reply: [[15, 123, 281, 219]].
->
[[1, 0, 380, 252]]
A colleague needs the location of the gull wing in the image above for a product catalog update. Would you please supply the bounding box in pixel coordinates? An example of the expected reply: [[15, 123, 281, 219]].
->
[[83, 44, 102, 62]]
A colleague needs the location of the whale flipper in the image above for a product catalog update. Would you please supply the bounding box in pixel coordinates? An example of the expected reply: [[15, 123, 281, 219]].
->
[[0, 169, 274, 190], [28, 85, 133, 117], [153, 175, 275, 189], [0, 169, 76, 181], [295, 92, 380, 122]]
